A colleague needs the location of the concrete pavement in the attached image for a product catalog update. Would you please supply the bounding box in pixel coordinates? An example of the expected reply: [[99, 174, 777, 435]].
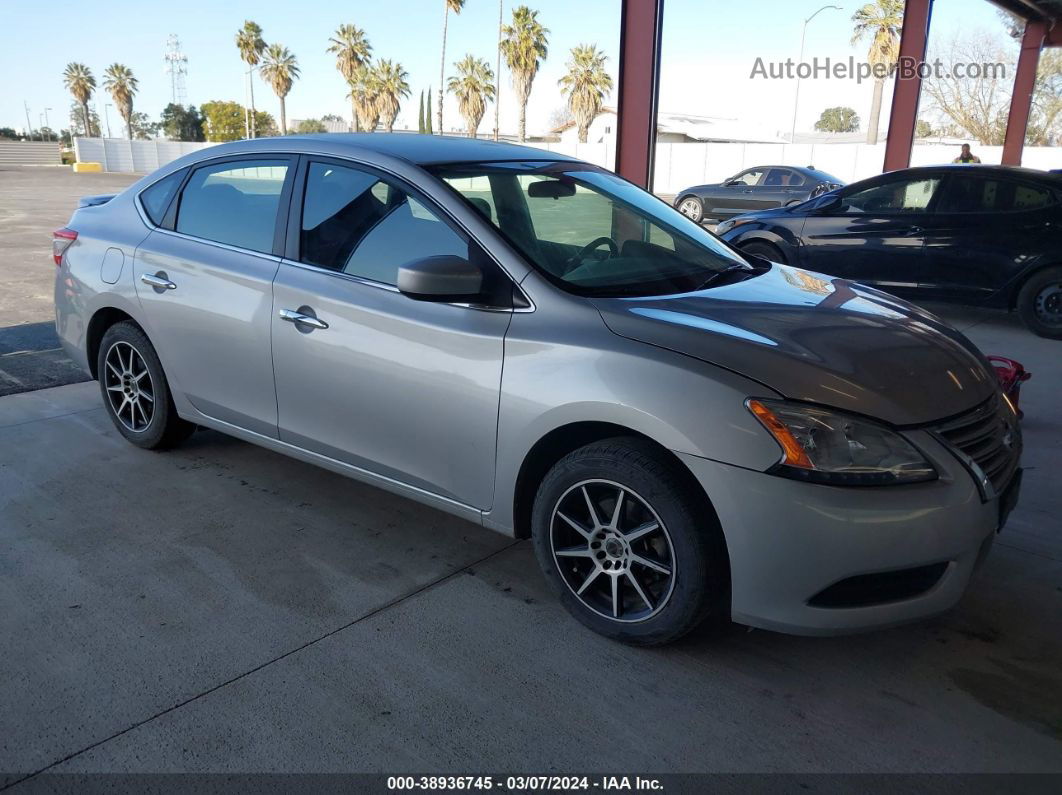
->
[[2, 302, 1061, 781]]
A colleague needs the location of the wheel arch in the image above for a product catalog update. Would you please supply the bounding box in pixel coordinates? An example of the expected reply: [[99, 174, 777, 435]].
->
[[86, 307, 141, 379], [1007, 261, 1062, 310], [511, 421, 724, 547]]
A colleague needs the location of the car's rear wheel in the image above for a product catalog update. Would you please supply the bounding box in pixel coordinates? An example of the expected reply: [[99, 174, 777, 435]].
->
[[97, 321, 194, 449], [739, 240, 786, 265], [531, 438, 728, 646], [676, 196, 703, 223], [1017, 266, 1062, 339]]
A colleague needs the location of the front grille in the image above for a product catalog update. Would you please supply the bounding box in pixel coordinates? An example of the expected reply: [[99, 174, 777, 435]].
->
[[933, 395, 1021, 498], [809, 562, 949, 608]]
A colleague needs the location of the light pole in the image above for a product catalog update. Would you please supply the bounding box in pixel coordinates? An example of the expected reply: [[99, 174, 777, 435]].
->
[[43, 107, 53, 140], [789, 4, 842, 144], [104, 103, 113, 138]]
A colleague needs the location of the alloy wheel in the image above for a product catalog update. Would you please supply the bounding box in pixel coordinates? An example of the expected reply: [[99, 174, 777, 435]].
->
[[549, 479, 676, 623], [1034, 282, 1062, 327], [677, 198, 702, 222], [103, 341, 155, 433]]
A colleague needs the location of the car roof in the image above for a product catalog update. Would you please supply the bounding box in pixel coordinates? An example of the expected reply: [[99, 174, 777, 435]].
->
[[182, 133, 580, 166], [871, 163, 1062, 182]]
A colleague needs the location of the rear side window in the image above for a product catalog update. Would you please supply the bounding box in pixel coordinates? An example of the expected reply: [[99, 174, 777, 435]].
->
[[937, 175, 1055, 213], [300, 161, 468, 285], [139, 169, 185, 225], [176, 160, 289, 254]]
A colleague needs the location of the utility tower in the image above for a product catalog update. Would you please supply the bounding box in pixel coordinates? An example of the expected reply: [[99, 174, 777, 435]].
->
[[163, 34, 188, 106]]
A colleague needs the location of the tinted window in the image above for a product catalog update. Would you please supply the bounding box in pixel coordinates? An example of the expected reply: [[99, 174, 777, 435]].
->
[[839, 177, 941, 214], [764, 168, 802, 187], [937, 175, 1055, 213], [300, 161, 468, 285], [140, 169, 185, 225], [435, 161, 750, 298], [176, 160, 289, 253]]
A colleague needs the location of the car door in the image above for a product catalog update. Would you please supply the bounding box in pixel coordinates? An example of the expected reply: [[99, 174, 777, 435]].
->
[[922, 174, 1058, 302], [752, 168, 804, 209], [706, 167, 766, 217], [133, 156, 294, 436], [796, 174, 942, 294], [270, 157, 511, 509]]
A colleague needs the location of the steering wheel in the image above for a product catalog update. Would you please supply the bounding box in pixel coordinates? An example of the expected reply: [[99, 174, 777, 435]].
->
[[563, 236, 619, 274]]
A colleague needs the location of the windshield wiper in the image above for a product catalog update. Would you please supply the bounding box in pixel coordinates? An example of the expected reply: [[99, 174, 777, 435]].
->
[[695, 262, 754, 291]]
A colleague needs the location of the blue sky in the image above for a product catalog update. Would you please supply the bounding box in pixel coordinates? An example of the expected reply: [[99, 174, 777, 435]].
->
[[2, 0, 1010, 137]]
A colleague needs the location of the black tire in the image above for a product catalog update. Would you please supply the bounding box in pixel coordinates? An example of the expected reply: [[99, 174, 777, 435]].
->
[[531, 437, 728, 646], [96, 321, 195, 449], [1016, 266, 1062, 339], [739, 239, 787, 265], [675, 195, 704, 224]]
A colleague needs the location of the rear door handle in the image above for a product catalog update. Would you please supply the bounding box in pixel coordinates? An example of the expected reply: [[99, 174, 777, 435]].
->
[[141, 272, 176, 290], [279, 308, 329, 330], [904, 226, 924, 236]]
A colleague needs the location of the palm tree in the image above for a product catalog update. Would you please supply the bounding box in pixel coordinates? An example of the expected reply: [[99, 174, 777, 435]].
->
[[558, 45, 613, 143], [851, 0, 904, 144], [327, 24, 372, 131], [63, 63, 96, 138], [349, 65, 382, 132], [259, 44, 300, 135], [501, 6, 550, 142], [235, 21, 266, 137], [447, 55, 495, 138], [102, 64, 139, 140], [438, 0, 466, 134], [374, 60, 411, 133]]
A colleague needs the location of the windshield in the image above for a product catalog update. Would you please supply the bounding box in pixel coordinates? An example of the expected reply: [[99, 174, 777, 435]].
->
[[429, 160, 753, 297]]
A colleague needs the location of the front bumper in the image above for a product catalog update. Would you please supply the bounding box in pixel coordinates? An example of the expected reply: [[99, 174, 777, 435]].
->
[[677, 430, 1012, 635]]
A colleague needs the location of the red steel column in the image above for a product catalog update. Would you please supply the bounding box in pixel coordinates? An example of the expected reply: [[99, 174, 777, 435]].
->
[[615, 0, 665, 189], [1002, 20, 1046, 167], [882, 0, 933, 172]]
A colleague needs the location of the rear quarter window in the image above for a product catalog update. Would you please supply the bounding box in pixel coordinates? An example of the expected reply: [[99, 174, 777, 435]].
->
[[139, 169, 185, 226]]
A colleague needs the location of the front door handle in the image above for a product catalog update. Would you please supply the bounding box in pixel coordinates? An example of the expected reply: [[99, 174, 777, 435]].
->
[[279, 308, 329, 330], [903, 226, 924, 236], [141, 272, 176, 290]]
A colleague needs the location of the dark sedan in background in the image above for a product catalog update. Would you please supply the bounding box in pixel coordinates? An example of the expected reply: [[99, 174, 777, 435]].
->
[[674, 165, 844, 223], [717, 165, 1062, 338]]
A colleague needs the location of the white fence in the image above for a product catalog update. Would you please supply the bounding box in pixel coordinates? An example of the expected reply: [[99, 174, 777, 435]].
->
[[73, 137, 214, 173], [537, 141, 1060, 194], [72, 136, 1059, 195]]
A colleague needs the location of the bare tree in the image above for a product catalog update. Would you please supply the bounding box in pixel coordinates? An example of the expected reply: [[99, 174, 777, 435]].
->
[[922, 32, 1012, 145]]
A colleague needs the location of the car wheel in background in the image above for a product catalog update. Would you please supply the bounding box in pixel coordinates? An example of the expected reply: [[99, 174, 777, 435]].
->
[[531, 438, 728, 646], [97, 321, 195, 449], [739, 240, 787, 265], [676, 196, 704, 223], [1016, 266, 1062, 339]]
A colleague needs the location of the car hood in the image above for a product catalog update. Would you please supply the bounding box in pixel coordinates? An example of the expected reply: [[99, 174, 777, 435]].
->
[[592, 264, 997, 426]]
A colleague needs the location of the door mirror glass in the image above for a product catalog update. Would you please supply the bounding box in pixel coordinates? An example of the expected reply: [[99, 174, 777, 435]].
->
[[398, 255, 484, 302], [813, 194, 842, 214]]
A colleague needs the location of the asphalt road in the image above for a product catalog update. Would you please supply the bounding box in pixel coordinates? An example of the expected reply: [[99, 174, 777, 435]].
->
[[0, 167, 139, 396]]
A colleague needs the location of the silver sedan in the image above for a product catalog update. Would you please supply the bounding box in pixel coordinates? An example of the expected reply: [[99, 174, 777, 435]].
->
[[53, 135, 1022, 645]]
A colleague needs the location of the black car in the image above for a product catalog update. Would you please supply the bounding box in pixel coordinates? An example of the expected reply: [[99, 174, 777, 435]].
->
[[717, 165, 1062, 338], [674, 165, 844, 223]]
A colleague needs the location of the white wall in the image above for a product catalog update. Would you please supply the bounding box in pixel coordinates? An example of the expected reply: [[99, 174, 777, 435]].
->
[[73, 137, 215, 173]]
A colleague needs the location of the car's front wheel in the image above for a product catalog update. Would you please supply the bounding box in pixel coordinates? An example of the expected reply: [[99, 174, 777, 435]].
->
[[1016, 266, 1062, 339], [676, 195, 704, 223], [531, 438, 728, 646], [739, 239, 786, 265], [97, 321, 195, 449]]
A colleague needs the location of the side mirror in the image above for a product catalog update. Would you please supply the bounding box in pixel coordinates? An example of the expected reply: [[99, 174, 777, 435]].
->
[[814, 195, 842, 214], [723, 179, 741, 187], [397, 255, 484, 302]]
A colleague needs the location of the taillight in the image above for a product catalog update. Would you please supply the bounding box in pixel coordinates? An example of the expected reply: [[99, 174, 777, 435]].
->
[[53, 227, 77, 266]]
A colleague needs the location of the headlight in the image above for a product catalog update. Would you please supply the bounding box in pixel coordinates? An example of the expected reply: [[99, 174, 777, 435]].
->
[[747, 399, 937, 486], [715, 217, 754, 236]]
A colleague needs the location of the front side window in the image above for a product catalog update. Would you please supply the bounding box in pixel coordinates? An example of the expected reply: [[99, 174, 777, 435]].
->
[[300, 161, 468, 285], [731, 169, 764, 186], [839, 177, 941, 214], [176, 160, 289, 253], [432, 161, 751, 297]]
